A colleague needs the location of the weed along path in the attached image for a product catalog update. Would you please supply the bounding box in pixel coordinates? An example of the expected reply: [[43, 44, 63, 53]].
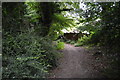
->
[[50, 44, 103, 78]]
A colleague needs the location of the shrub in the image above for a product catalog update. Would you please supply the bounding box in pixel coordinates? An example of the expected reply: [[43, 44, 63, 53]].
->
[[65, 40, 76, 45], [65, 40, 72, 44], [2, 29, 60, 78], [75, 35, 91, 47], [56, 41, 65, 50]]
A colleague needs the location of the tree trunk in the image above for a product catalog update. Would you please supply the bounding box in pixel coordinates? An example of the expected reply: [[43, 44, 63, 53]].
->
[[40, 2, 54, 36]]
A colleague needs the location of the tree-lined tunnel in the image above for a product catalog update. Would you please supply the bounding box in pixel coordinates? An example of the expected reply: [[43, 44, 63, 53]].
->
[[2, 1, 120, 78]]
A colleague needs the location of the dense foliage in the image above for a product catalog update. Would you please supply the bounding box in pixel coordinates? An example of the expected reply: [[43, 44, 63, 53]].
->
[[3, 29, 60, 78], [2, 1, 120, 78], [76, 2, 120, 78], [2, 2, 63, 78], [58, 2, 120, 78]]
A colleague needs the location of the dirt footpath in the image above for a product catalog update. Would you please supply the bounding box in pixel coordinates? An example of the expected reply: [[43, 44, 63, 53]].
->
[[50, 44, 103, 78]]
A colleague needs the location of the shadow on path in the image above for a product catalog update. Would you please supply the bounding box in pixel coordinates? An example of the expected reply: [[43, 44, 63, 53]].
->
[[50, 44, 103, 78]]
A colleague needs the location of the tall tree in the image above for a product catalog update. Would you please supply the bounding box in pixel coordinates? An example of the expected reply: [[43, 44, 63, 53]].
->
[[40, 2, 56, 36]]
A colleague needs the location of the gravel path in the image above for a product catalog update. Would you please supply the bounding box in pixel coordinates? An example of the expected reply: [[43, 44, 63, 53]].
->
[[50, 44, 102, 78]]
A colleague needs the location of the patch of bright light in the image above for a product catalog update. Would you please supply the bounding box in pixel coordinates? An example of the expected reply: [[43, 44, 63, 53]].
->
[[62, 27, 79, 33], [79, 2, 87, 11], [82, 31, 90, 34], [96, 18, 101, 21]]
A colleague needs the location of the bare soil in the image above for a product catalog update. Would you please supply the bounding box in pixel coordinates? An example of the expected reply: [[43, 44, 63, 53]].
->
[[50, 44, 104, 78]]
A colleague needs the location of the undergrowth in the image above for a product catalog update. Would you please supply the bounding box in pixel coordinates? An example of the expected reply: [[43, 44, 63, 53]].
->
[[56, 41, 65, 50], [2, 28, 61, 78]]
